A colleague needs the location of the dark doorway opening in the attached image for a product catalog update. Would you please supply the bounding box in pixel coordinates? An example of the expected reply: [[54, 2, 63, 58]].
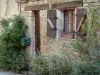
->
[[34, 11, 40, 54]]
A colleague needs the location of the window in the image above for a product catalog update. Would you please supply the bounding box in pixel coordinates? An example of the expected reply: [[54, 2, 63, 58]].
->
[[61, 9, 75, 39], [47, 9, 75, 39], [56, 8, 84, 39], [64, 9, 75, 33]]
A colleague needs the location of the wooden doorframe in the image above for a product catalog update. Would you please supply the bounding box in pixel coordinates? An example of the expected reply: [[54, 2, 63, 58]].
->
[[34, 10, 40, 54]]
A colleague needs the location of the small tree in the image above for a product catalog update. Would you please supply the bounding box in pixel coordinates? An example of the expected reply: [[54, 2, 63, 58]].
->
[[0, 15, 29, 72], [82, 4, 100, 48]]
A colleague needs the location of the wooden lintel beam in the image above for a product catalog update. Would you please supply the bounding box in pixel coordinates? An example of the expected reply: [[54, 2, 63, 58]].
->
[[24, 4, 49, 11], [51, 1, 83, 9], [24, 1, 83, 11]]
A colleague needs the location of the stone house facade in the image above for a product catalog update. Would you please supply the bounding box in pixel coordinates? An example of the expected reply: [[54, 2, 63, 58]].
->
[[0, 0, 99, 56]]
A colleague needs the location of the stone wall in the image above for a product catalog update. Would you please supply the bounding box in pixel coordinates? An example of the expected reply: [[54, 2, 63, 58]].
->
[[41, 37, 74, 53], [0, 0, 99, 55], [39, 10, 74, 53], [0, 0, 19, 19], [83, 0, 100, 7], [40, 0, 100, 54], [0, 0, 83, 54]]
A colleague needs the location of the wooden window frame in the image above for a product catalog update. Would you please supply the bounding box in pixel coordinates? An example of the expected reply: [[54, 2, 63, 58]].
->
[[64, 9, 74, 33], [62, 9, 75, 39]]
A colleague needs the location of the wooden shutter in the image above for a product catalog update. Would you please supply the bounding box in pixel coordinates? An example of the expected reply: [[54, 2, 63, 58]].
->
[[76, 8, 85, 31], [76, 8, 85, 38], [47, 10, 57, 38]]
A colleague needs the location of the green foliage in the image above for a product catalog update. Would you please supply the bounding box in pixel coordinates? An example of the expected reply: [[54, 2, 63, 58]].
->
[[0, 15, 29, 72], [72, 45, 100, 75], [72, 39, 87, 51], [82, 4, 99, 45], [32, 51, 72, 75], [72, 4, 100, 75], [73, 4, 100, 52]]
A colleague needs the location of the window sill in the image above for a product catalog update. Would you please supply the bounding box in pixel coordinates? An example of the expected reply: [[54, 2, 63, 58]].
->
[[61, 32, 74, 39]]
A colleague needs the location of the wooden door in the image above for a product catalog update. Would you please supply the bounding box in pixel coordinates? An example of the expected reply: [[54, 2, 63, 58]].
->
[[35, 11, 40, 54]]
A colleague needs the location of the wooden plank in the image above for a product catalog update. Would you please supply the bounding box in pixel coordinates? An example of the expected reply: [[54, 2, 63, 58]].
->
[[47, 19, 55, 28], [51, 1, 83, 9], [24, 1, 82, 11], [16, 0, 28, 3], [24, 4, 49, 11], [77, 17, 84, 32]]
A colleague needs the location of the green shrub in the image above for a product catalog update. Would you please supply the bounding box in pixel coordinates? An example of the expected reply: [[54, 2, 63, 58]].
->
[[0, 15, 29, 72], [72, 45, 100, 75], [72, 39, 87, 51], [72, 4, 100, 75], [32, 51, 72, 75]]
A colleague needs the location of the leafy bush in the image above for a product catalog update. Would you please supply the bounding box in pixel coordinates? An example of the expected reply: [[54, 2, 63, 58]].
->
[[72, 5, 100, 75], [0, 16, 29, 72], [72, 45, 100, 75], [32, 51, 72, 75], [72, 39, 87, 51]]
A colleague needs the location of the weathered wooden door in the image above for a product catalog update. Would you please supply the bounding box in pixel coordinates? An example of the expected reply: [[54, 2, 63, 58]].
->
[[35, 11, 40, 54]]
